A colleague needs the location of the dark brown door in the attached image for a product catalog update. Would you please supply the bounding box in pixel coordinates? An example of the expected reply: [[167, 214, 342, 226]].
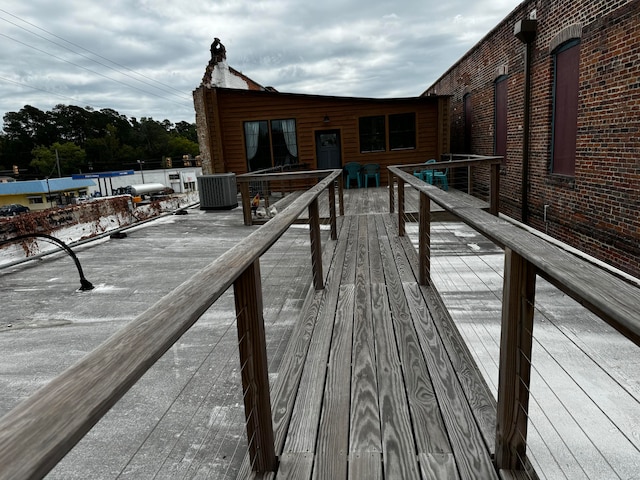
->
[[316, 130, 341, 169]]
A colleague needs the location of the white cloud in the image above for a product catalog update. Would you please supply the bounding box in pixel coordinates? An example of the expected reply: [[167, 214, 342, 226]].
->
[[0, 0, 522, 125]]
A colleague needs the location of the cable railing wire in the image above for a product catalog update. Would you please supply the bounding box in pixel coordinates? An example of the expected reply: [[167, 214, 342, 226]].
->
[[400, 186, 638, 479]]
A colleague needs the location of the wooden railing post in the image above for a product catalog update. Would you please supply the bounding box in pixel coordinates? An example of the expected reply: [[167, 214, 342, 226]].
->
[[490, 162, 500, 216], [398, 179, 405, 237], [338, 175, 345, 216], [234, 260, 276, 472], [328, 180, 337, 241], [389, 171, 395, 213], [309, 198, 324, 290], [495, 248, 536, 471], [239, 181, 253, 226], [418, 191, 431, 285]]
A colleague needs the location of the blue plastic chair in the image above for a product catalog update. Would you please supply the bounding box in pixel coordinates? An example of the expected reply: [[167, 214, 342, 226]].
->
[[413, 159, 436, 184], [433, 162, 449, 191], [362, 164, 380, 188], [344, 162, 362, 188]]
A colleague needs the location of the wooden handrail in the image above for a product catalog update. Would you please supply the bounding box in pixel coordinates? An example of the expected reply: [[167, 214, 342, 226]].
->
[[237, 169, 344, 226], [388, 164, 640, 471], [0, 169, 342, 480], [391, 155, 503, 173]]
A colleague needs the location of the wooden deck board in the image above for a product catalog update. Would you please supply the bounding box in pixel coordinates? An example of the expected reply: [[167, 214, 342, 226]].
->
[[278, 216, 355, 478], [374, 215, 453, 456], [395, 229, 498, 452], [349, 217, 382, 456], [312, 284, 355, 480], [372, 282, 422, 478], [404, 282, 498, 480], [238, 192, 503, 479]]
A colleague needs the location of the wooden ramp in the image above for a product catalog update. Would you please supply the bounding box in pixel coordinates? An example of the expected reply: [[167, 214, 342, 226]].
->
[[239, 210, 503, 479]]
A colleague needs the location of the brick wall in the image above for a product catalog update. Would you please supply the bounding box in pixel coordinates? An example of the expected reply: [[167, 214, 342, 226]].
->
[[426, 0, 640, 278]]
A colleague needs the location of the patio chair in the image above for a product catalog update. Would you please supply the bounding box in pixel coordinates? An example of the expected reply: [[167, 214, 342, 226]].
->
[[362, 163, 380, 188], [344, 162, 362, 188], [413, 159, 436, 184], [433, 161, 449, 191]]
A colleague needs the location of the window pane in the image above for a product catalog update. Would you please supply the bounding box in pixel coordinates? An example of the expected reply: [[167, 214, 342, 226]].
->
[[552, 41, 580, 176], [389, 113, 416, 150], [244, 120, 271, 171], [359, 116, 386, 153], [271, 119, 299, 166]]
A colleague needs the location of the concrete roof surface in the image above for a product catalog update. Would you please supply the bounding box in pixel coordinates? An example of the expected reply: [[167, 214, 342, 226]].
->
[[0, 197, 638, 479]]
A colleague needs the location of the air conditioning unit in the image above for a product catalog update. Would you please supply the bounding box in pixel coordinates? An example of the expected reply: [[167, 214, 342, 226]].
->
[[198, 174, 238, 210]]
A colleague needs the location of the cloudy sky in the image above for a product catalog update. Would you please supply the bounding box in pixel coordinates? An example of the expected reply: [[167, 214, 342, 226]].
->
[[1, 0, 522, 126]]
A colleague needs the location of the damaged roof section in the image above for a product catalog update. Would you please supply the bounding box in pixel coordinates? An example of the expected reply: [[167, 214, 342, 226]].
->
[[201, 38, 267, 91]]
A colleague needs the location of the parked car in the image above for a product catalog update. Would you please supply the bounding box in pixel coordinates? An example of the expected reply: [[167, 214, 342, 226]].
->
[[0, 204, 31, 216]]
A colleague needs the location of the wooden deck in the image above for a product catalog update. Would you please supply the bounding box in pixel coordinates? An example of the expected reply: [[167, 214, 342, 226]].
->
[[239, 193, 503, 478]]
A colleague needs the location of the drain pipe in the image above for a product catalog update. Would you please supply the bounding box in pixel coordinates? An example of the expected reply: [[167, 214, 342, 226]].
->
[[514, 18, 537, 224]]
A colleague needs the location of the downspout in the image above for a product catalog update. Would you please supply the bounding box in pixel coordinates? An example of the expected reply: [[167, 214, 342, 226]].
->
[[514, 18, 537, 224]]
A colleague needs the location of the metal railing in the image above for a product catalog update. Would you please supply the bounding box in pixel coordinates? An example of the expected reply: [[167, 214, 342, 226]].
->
[[0, 169, 343, 479], [388, 163, 640, 472]]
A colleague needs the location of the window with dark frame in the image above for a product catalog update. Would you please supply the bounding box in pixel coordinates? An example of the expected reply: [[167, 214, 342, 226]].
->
[[359, 115, 386, 153], [270, 119, 299, 167], [494, 75, 508, 163], [244, 119, 298, 171], [463, 93, 473, 153], [551, 39, 580, 176], [389, 113, 416, 150]]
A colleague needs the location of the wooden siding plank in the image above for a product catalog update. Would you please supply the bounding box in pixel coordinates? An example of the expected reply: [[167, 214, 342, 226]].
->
[[212, 90, 442, 177], [349, 216, 381, 454]]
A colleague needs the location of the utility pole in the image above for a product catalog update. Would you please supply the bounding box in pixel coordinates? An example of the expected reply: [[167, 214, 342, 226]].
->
[[55, 149, 62, 177], [137, 160, 145, 183]]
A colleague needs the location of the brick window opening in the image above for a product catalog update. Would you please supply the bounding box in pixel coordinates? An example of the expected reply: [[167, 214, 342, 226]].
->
[[494, 76, 508, 163], [551, 40, 581, 176]]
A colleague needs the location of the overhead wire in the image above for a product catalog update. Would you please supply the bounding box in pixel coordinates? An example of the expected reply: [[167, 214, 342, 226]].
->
[[0, 10, 192, 102], [0, 8, 195, 117], [0, 32, 189, 108]]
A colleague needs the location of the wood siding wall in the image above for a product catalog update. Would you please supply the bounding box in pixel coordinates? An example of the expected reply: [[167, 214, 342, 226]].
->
[[199, 88, 448, 184]]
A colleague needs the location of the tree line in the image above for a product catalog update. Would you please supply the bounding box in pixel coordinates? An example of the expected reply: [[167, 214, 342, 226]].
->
[[0, 104, 200, 179]]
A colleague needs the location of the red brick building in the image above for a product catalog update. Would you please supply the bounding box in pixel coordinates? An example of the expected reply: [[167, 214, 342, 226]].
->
[[425, 0, 640, 278]]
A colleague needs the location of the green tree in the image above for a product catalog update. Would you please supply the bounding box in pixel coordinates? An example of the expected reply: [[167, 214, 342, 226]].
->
[[173, 121, 198, 143], [1, 104, 198, 174], [30, 142, 86, 176], [167, 136, 200, 159]]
